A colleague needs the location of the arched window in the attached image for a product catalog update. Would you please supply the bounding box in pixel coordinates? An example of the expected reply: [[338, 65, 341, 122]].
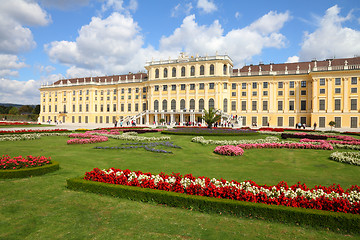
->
[[199, 99, 204, 111], [180, 99, 185, 110], [163, 68, 168, 78], [155, 69, 159, 78], [190, 99, 195, 110], [171, 99, 176, 111], [154, 100, 159, 111], [200, 65, 204, 75], [210, 64, 214, 75], [208, 98, 215, 110], [172, 67, 176, 77], [223, 64, 227, 75], [223, 98, 228, 112], [181, 67, 185, 77], [162, 99, 167, 111], [190, 66, 195, 76]]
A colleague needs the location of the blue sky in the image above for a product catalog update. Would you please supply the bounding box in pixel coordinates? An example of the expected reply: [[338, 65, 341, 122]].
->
[[0, 0, 360, 104]]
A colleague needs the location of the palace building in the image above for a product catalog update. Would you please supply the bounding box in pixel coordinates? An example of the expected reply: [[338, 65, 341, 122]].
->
[[39, 53, 360, 129]]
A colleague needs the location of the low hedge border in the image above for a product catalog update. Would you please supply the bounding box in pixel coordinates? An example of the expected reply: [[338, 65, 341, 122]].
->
[[161, 131, 258, 136], [67, 177, 360, 234], [0, 161, 60, 179]]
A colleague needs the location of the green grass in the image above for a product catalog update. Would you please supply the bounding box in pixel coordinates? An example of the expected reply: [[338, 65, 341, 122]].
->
[[1, 133, 359, 239], [0, 124, 54, 128]]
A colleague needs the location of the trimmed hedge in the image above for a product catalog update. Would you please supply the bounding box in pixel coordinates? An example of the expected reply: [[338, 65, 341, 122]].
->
[[67, 177, 360, 234], [281, 133, 328, 140], [162, 131, 258, 136], [0, 161, 60, 179]]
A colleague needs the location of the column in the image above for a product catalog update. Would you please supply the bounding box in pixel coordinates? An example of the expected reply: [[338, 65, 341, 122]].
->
[[343, 77, 348, 112], [146, 114, 149, 125]]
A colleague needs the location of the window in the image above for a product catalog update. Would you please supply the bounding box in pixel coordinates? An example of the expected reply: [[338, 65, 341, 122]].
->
[[301, 81, 306, 87], [319, 99, 325, 110], [232, 92, 236, 97], [209, 83, 214, 89], [190, 66, 195, 76], [154, 85, 159, 91], [221, 63, 227, 75], [49, 105, 51, 112], [181, 67, 185, 77], [301, 100, 306, 110], [320, 88, 325, 94], [334, 99, 341, 110], [335, 88, 341, 94], [335, 78, 341, 85], [121, 96, 124, 100], [210, 64, 214, 75], [55, 105, 57, 112], [128, 88, 131, 94], [223, 83, 227, 89], [180, 99, 185, 110], [301, 90, 306, 95], [121, 88, 124, 94], [128, 95, 131, 100], [262, 116, 268, 126], [106, 104, 110, 112], [263, 82, 268, 88], [351, 77, 358, 85], [252, 91, 257, 96], [223, 99, 228, 112], [251, 116, 257, 126], [107, 90, 110, 95], [252, 101, 257, 111], [95, 104, 97, 112], [278, 91, 283, 96], [190, 99, 195, 110], [86, 104, 89, 112], [232, 83, 236, 89], [72, 104, 75, 112], [263, 91, 268, 96], [143, 87, 147, 93], [181, 84, 186, 90], [351, 117, 358, 128], [163, 85, 168, 91], [199, 83, 204, 90], [42, 105, 45, 112], [351, 88, 357, 93], [79, 90, 82, 95], [172, 67, 176, 77], [128, 103, 131, 112], [163, 68, 168, 78], [278, 82, 283, 88], [143, 103, 147, 111], [171, 99, 176, 110], [335, 117, 341, 128], [242, 116, 247, 126], [231, 101, 236, 111], [289, 90, 295, 96], [252, 82, 257, 89], [208, 98, 215, 109], [351, 99, 357, 110], [241, 101, 246, 111], [319, 117, 325, 128], [289, 117, 295, 127], [242, 83, 246, 89], [78, 116, 81, 123], [242, 92, 246, 97], [200, 65, 204, 75], [262, 101, 268, 111], [113, 89, 116, 94], [289, 101, 294, 111], [113, 104, 116, 112], [190, 84, 195, 90], [135, 103, 138, 112], [172, 85, 176, 91], [107, 97, 109, 101], [278, 101, 283, 111], [155, 69, 159, 78], [320, 78, 325, 86], [100, 104, 103, 112], [154, 100, 159, 111], [135, 88, 139, 93], [289, 81, 295, 88], [277, 117, 283, 127], [121, 104, 124, 112], [162, 100, 168, 111], [199, 99, 204, 110]]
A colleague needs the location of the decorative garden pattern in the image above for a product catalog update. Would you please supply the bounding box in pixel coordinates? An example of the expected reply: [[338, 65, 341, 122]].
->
[[1, 155, 52, 170], [330, 152, 360, 166], [94, 141, 181, 154]]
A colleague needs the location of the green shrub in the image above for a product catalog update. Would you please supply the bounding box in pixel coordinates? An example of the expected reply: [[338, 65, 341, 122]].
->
[[67, 177, 360, 234], [0, 161, 60, 179]]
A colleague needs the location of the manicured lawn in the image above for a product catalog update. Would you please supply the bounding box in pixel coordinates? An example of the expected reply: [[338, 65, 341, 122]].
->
[[0, 133, 359, 239], [0, 124, 53, 128]]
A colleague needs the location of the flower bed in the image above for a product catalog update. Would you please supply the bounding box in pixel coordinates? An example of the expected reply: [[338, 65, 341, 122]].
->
[[94, 141, 181, 154], [0, 129, 69, 135], [236, 142, 333, 150], [84, 168, 360, 214], [192, 136, 282, 145], [67, 135, 108, 144], [95, 132, 170, 141], [214, 145, 244, 156], [0, 121, 30, 126], [259, 127, 284, 132], [330, 152, 360, 166], [1, 155, 52, 170], [163, 128, 258, 136]]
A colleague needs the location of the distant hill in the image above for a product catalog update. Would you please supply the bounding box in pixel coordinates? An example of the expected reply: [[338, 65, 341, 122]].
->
[[0, 103, 38, 108]]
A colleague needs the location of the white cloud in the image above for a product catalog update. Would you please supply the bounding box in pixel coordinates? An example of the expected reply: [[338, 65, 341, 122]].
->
[[235, 12, 241, 19], [0, 54, 28, 78], [249, 11, 291, 35], [299, 5, 360, 60], [171, 3, 193, 17], [286, 55, 299, 63], [128, 0, 138, 11], [197, 0, 217, 14], [0, 78, 41, 104]]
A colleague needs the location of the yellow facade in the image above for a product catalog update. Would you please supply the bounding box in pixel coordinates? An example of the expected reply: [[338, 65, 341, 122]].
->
[[40, 54, 360, 129]]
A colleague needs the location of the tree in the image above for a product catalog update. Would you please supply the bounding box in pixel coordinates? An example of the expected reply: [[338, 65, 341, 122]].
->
[[159, 118, 165, 125], [201, 108, 221, 129], [32, 105, 40, 114], [9, 107, 19, 115], [19, 105, 33, 114], [329, 121, 336, 131]]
